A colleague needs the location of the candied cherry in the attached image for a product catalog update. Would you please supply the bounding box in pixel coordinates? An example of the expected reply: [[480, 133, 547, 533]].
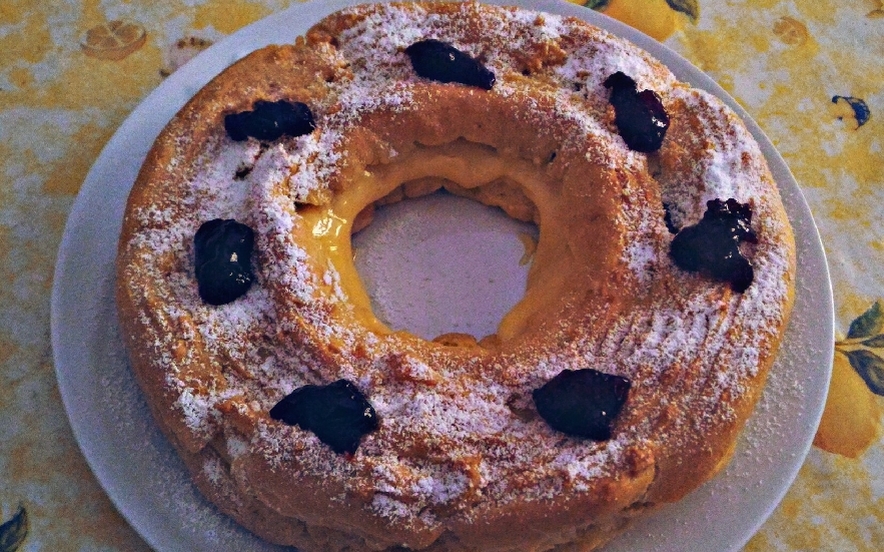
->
[[270, 379, 379, 455], [405, 39, 496, 90], [194, 219, 255, 305], [224, 100, 315, 142], [532, 368, 631, 440], [603, 71, 670, 152], [669, 198, 757, 292]]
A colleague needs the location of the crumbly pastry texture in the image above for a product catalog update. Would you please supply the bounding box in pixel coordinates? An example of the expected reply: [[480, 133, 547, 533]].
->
[[115, 2, 796, 551]]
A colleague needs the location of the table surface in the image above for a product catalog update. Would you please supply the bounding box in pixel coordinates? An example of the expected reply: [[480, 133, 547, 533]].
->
[[1, 1, 881, 550]]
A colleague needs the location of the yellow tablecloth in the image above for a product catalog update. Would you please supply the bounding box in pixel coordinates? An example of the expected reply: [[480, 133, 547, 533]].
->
[[1, 0, 881, 550]]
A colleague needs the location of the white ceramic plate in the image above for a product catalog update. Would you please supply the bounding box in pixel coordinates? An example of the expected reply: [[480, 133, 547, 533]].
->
[[51, 1, 834, 551]]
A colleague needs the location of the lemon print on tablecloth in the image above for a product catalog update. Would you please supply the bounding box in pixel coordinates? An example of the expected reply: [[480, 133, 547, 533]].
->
[[772, 16, 810, 46], [573, 0, 699, 41], [814, 301, 884, 458], [0, 504, 28, 552], [80, 20, 146, 61]]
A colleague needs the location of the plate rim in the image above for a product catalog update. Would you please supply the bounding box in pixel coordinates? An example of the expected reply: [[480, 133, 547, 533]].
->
[[50, 1, 834, 551]]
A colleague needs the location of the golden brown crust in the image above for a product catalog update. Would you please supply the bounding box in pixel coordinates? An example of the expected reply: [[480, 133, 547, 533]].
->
[[116, 2, 796, 551]]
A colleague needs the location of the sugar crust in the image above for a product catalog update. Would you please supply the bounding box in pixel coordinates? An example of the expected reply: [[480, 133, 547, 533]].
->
[[115, 2, 797, 551]]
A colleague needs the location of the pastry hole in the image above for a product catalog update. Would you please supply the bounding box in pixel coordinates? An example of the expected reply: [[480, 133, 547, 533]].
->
[[300, 139, 557, 344], [352, 189, 538, 343]]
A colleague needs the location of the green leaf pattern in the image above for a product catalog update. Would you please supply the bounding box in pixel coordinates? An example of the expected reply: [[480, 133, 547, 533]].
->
[[846, 350, 884, 396], [0, 505, 28, 552], [839, 301, 884, 396], [861, 334, 884, 348], [847, 300, 883, 338]]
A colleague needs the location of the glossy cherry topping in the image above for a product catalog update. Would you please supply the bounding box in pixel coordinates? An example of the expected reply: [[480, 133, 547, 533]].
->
[[270, 379, 379, 455], [603, 71, 670, 152], [669, 198, 758, 292], [405, 39, 496, 90], [194, 219, 255, 305], [532, 368, 631, 441], [224, 100, 315, 142]]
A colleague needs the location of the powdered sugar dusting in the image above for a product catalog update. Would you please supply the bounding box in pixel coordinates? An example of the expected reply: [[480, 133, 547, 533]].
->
[[116, 2, 796, 549]]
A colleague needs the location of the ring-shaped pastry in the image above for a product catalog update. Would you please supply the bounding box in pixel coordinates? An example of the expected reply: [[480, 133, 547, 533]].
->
[[116, 2, 796, 551]]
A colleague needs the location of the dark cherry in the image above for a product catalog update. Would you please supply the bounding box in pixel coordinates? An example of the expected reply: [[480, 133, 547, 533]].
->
[[532, 368, 631, 440], [224, 100, 315, 142], [405, 39, 495, 90], [194, 219, 255, 305], [603, 71, 670, 152], [269, 379, 378, 455], [669, 198, 758, 292]]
